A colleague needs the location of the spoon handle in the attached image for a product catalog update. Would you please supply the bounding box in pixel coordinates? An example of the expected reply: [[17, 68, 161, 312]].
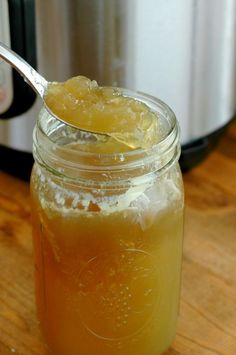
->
[[0, 42, 47, 97]]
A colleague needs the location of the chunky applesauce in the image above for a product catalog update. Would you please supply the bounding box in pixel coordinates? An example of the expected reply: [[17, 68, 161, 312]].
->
[[31, 83, 184, 355]]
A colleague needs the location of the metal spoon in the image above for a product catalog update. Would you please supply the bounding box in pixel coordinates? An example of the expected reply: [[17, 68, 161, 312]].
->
[[0, 42, 110, 139], [0, 42, 145, 148], [0, 42, 108, 136]]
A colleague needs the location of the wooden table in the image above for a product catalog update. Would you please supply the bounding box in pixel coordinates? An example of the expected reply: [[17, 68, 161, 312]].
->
[[0, 122, 236, 355]]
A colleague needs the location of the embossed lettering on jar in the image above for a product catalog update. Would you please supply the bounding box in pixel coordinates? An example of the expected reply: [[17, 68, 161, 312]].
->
[[30, 91, 184, 355]]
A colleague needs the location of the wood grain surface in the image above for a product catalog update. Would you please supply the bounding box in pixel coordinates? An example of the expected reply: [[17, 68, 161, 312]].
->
[[0, 122, 236, 355]]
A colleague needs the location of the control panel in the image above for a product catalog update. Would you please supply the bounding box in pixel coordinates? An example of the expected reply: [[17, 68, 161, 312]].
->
[[0, 0, 13, 115]]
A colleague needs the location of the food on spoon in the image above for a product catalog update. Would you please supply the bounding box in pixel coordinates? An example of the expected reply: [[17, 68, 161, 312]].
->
[[45, 76, 160, 149]]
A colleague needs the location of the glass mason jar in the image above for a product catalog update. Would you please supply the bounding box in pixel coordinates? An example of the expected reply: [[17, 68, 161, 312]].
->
[[30, 90, 184, 355]]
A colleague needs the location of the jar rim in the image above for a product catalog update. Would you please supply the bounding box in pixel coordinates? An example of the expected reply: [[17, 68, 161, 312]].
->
[[33, 89, 180, 179]]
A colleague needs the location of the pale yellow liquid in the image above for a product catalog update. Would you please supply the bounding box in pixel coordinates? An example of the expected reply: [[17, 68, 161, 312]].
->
[[31, 165, 184, 355]]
